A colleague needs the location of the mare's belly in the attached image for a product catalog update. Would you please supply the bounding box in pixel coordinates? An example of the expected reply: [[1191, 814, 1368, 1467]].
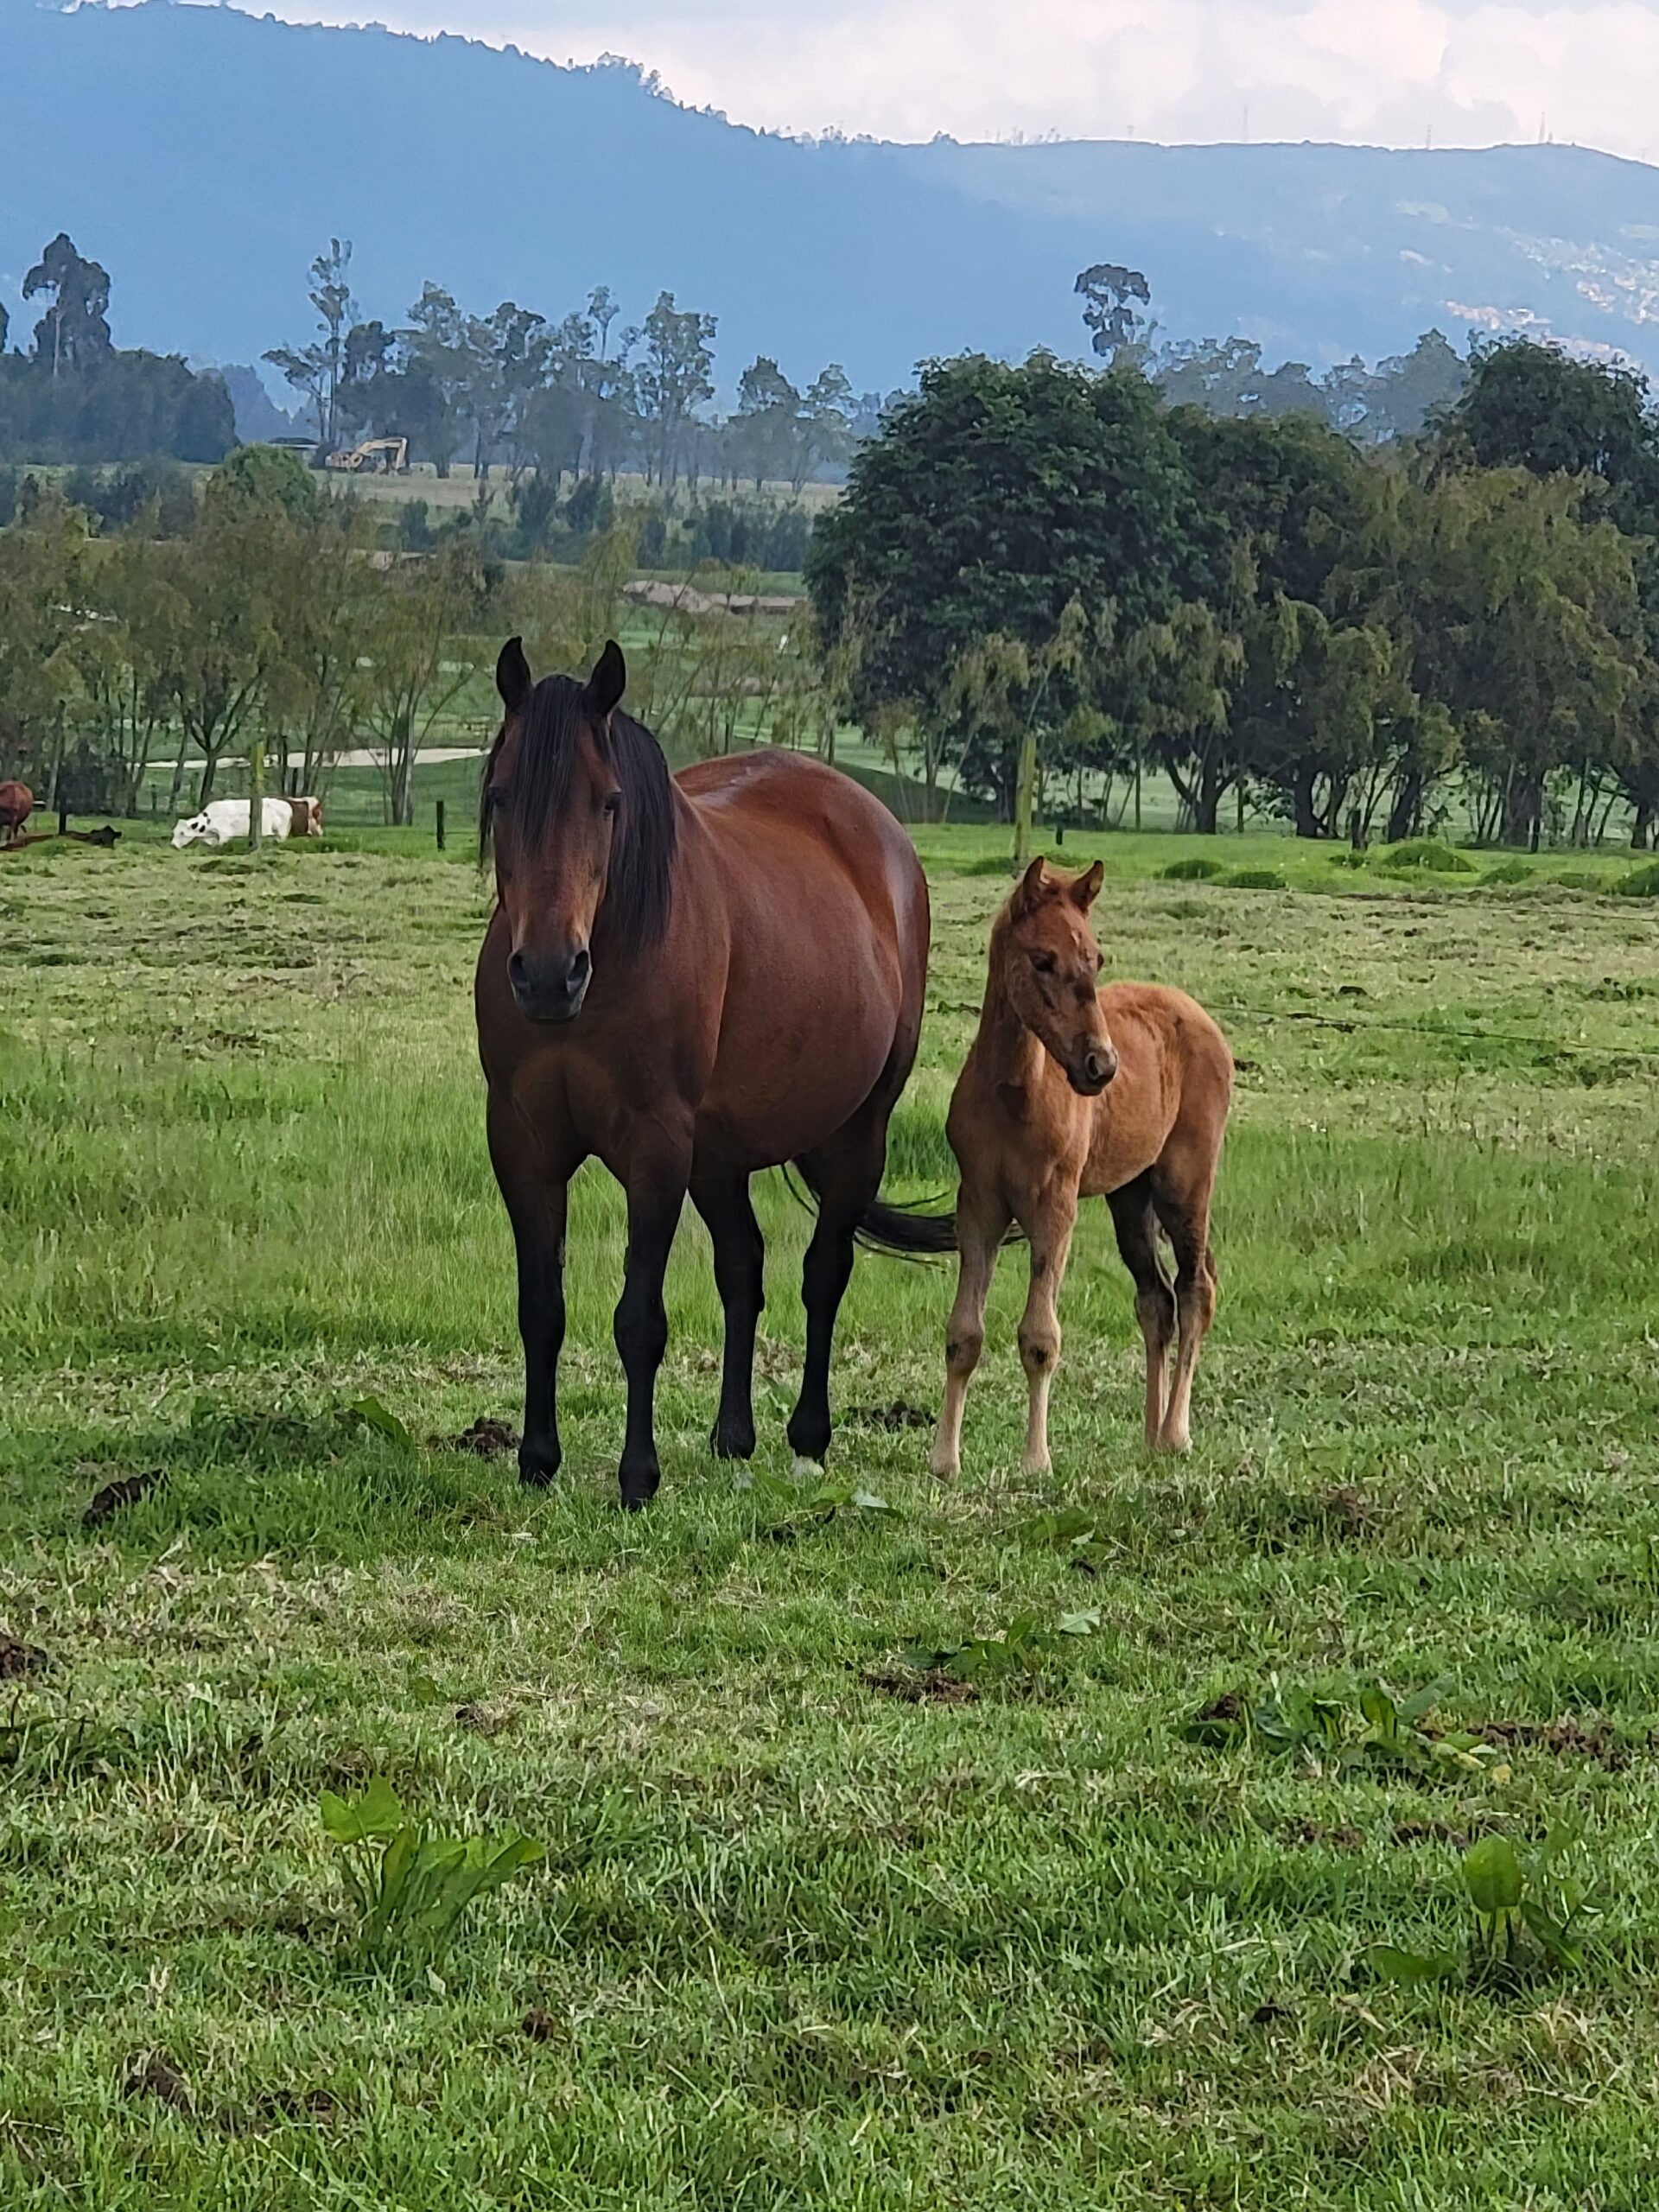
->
[[691, 945, 899, 1172]]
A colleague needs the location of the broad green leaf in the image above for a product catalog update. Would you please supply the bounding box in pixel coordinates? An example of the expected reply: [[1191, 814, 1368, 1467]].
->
[[1397, 1675, 1455, 1724], [1359, 1684, 1398, 1734], [1520, 1901, 1582, 1968], [341, 1394, 412, 1446], [321, 1776, 405, 1843], [1463, 1834, 1524, 1915], [1055, 1610, 1102, 1637], [1024, 1508, 1099, 1543], [1365, 1944, 1459, 1986]]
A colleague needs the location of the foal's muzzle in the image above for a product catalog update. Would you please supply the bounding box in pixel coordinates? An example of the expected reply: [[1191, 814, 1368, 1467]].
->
[[509, 944, 592, 1024], [1070, 1043, 1118, 1096]]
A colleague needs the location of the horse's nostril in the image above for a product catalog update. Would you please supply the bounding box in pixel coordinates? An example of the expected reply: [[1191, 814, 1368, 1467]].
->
[[507, 950, 527, 986], [568, 947, 592, 988]]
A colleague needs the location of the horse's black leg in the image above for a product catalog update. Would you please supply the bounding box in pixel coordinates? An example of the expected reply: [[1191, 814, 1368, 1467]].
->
[[691, 1172, 765, 1459], [614, 1150, 690, 1509], [786, 1132, 887, 1466], [487, 1097, 575, 1489]]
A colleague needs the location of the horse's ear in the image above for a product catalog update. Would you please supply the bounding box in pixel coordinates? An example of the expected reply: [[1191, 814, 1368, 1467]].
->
[[1014, 855, 1049, 913], [584, 639, 627, 721], [496, 636, 532, 715], [1069, 861, 1104, 910]]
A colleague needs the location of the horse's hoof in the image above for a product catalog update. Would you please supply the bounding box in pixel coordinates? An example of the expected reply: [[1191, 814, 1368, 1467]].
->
[[709, 1419, 757, 1461], [791, 1455, 825, 1482], [518, 1456, 560, 1490], [929, 1452, 959, 1482], [618, 1458, 661, 1510]]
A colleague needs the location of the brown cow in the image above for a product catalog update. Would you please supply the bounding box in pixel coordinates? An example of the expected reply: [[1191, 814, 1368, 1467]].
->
[[0, 781, 33, 844], [286, 796, 324, 836]]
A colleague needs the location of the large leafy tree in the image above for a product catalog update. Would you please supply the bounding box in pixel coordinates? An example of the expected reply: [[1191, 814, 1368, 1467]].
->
[[264, 238, 359, 451], [809, 352, 1213, 817], [23, 234, 112, 378], [635, 293, 716, 487]]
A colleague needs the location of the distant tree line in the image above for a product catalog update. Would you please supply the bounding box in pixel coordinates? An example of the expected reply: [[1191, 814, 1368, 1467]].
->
[[0, 447, 827, 827], [261, 239, 871, 493], [810, 338, 1659, 849], [0, 235, 235, 465], [1075, 260, 1471, 442]]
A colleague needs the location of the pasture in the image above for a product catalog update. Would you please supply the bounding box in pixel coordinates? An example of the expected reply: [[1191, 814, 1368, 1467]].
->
[[5, 827, 1659, 2207]]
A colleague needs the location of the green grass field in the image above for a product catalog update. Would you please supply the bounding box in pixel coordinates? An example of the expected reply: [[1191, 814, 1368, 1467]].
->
[[6, 823, 1659, 2208]]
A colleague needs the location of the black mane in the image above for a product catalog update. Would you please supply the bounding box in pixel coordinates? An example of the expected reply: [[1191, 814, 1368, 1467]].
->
[[480, 674, 677, 955]]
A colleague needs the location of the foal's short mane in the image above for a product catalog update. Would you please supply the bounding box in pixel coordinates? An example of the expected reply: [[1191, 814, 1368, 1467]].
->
[[480, 673, 677, 955]]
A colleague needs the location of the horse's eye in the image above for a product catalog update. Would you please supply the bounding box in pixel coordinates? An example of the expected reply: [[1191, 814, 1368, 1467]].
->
[[1032, 951, 1057, 976], [486, 783, 507, 811], [601, 791, 622, 817], [1094, 951, 1104, 974]]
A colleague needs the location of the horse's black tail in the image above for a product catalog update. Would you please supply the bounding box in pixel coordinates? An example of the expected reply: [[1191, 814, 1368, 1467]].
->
[[785, 1160, 956, 1258]]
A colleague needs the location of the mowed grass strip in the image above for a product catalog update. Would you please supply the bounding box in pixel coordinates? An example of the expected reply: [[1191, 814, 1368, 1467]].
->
[[3, 836, 1659, 2207]]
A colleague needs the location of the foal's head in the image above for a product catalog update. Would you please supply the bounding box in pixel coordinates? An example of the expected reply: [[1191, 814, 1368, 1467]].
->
[[481, 638, 676, 1024], [995, 857, 1118, 1095]]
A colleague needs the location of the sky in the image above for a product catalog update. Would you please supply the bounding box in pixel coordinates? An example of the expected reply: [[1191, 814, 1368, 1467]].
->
[[257, 0, 1659, 162]]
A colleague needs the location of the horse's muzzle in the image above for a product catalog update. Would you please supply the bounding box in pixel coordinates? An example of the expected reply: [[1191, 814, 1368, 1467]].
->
[[1070, 1044, 1118, 1096], [509, 945, 592, 1025]]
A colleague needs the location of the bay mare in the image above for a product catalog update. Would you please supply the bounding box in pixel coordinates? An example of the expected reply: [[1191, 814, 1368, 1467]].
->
[[931, 857, 1233, 1478], [474, 639, 950, 1509]]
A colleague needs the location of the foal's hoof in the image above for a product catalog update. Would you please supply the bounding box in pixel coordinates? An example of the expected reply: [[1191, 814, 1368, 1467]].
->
[[791, 1454, 825, 1482], [928, 1448, 960, 1482]]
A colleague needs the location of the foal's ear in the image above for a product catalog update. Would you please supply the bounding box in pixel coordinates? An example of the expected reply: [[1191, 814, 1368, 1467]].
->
[[584, 639, 627, 721], [1069, 861, 1104, 910], [1014, 855, 1050, 912], [496, 636, 532, 715]]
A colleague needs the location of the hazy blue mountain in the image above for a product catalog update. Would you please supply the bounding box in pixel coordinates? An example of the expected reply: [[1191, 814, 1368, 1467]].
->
[[5, 0, 1659, 392]]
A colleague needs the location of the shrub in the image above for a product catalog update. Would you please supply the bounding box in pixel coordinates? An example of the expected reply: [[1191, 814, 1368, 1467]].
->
[[1220, 867, 1288, 890], [1160, 855, 1224, 881], [1377, 837, 1475, 874], [1614, 861, 1659, 898]]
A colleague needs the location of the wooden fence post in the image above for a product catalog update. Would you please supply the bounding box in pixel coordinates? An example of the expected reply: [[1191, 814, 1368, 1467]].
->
[[248, 741, 265, 853], [435, 798, 447, 851]]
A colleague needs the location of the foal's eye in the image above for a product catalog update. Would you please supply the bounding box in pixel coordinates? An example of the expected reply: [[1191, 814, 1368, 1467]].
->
[[601, 791, 622, 817], [1032, 951, 1058, 976], [485, 783, 507, 811], [1094, 951, 1105, 974]]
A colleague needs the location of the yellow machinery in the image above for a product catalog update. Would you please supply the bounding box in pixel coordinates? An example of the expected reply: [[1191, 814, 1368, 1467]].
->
[[326, 435, 410, 474]]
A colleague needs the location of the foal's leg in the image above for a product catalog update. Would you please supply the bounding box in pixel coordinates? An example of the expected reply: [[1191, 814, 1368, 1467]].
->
[[691, 1171, 766, 1460], [1152, 1168, 1218, 1455], [486, 1095, 581, 1490], [1016, 1183, 1078, 1477], [613, 1133, 693, 1509], [1107, 1174, 1177, 1451], [930, 1191, 1011, 1479]]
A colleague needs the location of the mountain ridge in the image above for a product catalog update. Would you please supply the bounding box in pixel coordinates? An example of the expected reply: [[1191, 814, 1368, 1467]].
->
[[4, 0, 1659, 391]]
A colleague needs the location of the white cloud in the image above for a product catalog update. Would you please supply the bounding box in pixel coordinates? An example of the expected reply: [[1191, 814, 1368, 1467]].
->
[[261, 0, 1659, 161]]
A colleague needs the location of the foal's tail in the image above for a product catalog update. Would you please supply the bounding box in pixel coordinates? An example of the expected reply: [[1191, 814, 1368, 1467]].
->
[[787, 1159, 957, 1258]]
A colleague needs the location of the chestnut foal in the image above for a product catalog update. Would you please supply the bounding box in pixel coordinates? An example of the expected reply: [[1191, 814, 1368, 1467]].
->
[[931, 858, 1233, 1478]]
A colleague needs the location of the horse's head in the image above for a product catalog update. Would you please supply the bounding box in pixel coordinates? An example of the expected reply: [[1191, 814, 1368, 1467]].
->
[[482, 638, 676, 1026], [995, 857, 1118, 1096]]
